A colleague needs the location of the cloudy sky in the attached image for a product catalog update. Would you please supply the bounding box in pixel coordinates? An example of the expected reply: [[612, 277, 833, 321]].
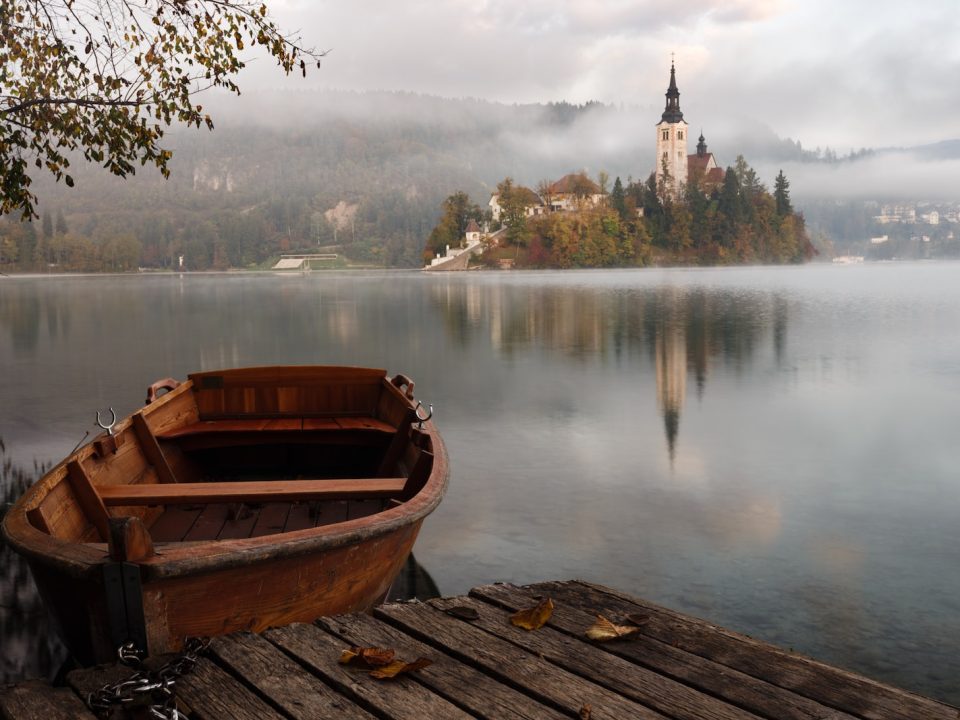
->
[[254, 0, 959, 152]]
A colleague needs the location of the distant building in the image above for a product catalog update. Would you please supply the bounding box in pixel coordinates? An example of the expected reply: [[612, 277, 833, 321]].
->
[[465, 219, 482, 244], [488, 185, 544, 222], [543, 173, 603, 211], [654, 62, 724, 195]]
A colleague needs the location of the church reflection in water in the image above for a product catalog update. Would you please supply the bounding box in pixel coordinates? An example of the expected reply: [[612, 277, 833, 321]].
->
[[430, 280, 781, 462]]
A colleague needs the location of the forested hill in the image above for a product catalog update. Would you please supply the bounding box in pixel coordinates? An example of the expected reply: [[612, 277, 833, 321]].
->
[[0, 90, 923, 272]]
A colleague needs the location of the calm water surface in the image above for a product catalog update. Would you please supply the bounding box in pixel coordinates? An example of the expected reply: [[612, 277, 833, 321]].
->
[[1, 264, 959, 703]]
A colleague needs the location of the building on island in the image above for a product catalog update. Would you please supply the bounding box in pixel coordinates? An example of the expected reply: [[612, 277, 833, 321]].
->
[[488, 185, 544, 222], [543, 173, 603, 212], [655, 61, 724, 195]]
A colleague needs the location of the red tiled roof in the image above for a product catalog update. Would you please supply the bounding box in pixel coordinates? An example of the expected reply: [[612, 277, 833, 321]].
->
[[547, 173, 600, 195], [465, 219, 481, 233]]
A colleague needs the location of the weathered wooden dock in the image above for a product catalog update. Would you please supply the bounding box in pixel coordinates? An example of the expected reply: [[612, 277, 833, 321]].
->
[[2, 580, 956, 719]]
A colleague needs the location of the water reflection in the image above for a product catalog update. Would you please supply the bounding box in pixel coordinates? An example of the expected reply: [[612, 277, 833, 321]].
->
[[0, 439, 68, 684], [3, 268, 959, 705], [429, 280, 777, 463]]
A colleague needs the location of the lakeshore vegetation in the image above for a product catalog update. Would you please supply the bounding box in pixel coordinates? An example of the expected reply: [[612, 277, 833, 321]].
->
[[427, 159, 816, 268]]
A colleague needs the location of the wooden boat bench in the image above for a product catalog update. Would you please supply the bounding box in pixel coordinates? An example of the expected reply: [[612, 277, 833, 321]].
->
[[154, 416, 398, 451], [98, 477, 408, 505]]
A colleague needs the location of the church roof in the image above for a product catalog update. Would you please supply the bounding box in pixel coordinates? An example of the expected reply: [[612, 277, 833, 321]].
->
[[465, 219, 481, 233], [660, 62, 684, 124], [687, 152, 717, 173], [687, 153, 725, 187]]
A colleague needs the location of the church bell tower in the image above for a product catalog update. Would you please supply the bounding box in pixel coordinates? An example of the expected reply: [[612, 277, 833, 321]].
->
[[655, 61, 688, 194]]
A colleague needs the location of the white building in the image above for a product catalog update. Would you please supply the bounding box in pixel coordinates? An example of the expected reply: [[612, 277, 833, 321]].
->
[[655, 62, 689, 193]]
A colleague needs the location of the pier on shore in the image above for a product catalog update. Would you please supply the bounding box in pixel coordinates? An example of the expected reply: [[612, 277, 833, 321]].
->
[[2, 579, 955, 719]]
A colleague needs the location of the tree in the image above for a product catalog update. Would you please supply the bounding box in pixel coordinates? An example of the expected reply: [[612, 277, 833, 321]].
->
[[497, 177, 531, 246], [1, 1, 326, 218], [426, 191, 481, 258], [774, 170, 793, 217], [610, 177, 627, 221]]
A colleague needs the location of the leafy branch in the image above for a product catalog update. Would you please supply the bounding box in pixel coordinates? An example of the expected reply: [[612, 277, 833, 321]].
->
[[0, 0, 327, 218]]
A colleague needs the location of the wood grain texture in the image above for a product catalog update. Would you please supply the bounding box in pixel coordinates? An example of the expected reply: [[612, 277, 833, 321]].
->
[[99, 478, 407, 505], [426, 594, 760, 720], [209, 632, 375, 720], [131, 412, 178, 484], [469, 582, 855, 720], [316, 610, 569, 720], [545, 581, 957, 720], [265, 622, 474, 720], [65, 460, 109, 541], [375, 599, 668, 719], [0, 680, 97, 720], [174, 657, 288, 720]]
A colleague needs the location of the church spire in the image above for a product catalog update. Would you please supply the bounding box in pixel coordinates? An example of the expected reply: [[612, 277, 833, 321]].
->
[[697, 131, 707, 157], [661, 61, 684, 123]]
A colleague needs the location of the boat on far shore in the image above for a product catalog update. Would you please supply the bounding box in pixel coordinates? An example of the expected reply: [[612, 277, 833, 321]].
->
[[2, 366, 448, 664]]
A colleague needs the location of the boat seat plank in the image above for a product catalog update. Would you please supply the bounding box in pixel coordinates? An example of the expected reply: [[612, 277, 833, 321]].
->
[[66, 460, 111, 541], [155, 416, 395, 440], [131, 412, 178, 484], [99, 478, 408, 506]]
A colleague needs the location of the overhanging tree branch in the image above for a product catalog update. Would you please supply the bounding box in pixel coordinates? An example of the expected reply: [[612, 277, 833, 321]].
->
[[0, 0, 328, 218]]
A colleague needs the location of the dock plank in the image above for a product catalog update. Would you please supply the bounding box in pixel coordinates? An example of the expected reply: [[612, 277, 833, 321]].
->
[[0, 680, 96, 720], [175, 657, 287, 719], [317, 610, 568, 720], [470, 582, 857, 720], [375, 598, 668, 719], [7, 580, 955, 720], [537, 580, 957, 720], [427, 593, 760, 720], [208, 632, 375, 719], [265, 622, 475, 720]]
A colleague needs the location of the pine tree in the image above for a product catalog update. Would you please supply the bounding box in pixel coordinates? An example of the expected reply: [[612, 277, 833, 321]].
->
[[610, 177, 627, 221], [774, 170, 793, 217]]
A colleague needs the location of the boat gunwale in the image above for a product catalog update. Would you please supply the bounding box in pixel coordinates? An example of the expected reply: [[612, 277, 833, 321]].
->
[[1, 368, 449, 581]]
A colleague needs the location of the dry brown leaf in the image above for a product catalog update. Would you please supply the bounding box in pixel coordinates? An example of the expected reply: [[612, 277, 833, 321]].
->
[[369, 657, 433, 679], [510, 597, 554, 630], [579, 703, 592, 719], [585, 615, 642, 642], [339, 646, 396, 667]]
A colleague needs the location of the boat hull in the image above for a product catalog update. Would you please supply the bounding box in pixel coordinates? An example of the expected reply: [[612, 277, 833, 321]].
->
[[2, 366, 448, 664]]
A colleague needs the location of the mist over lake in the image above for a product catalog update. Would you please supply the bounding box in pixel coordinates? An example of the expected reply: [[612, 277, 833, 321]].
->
[[2, 263, 959, 703]]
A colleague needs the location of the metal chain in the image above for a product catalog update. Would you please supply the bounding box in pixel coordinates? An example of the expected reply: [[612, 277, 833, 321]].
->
[[87, 638, 209, 719]]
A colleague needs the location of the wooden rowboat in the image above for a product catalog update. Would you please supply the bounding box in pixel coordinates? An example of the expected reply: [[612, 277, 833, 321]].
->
[[1, 366, 448, 664]]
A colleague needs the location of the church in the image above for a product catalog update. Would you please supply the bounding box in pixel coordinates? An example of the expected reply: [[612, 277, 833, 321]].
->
[[654, 62, 725, 194]]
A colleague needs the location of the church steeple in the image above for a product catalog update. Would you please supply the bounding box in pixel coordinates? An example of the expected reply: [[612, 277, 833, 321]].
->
[[697, 132, 707, 157], [661, 61, 684, 123]]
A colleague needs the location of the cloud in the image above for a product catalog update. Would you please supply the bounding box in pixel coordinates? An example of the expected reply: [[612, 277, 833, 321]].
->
[[764, 154, 960, 201]]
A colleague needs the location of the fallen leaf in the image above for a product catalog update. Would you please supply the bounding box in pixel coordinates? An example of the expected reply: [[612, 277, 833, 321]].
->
[[369, 657, 433, 679], [585, 615, 642, 642], [339, 646, 396, 667], [579, 703, 592, 719], [446, 605, 480, 621], [510, 597, 554, 630]]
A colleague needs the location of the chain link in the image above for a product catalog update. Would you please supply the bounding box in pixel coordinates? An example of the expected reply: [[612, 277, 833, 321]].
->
[[87, 638, 209, 719]]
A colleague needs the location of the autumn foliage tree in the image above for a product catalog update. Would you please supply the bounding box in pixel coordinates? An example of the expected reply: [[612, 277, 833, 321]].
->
[[0, 1, 325, 218]]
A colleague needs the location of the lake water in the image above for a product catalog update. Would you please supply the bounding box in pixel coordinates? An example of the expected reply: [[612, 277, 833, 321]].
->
[[1, 264, 959, 704]]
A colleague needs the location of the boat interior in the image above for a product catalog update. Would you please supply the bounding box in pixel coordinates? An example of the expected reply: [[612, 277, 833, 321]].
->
[[22, 368, 436, 558]]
